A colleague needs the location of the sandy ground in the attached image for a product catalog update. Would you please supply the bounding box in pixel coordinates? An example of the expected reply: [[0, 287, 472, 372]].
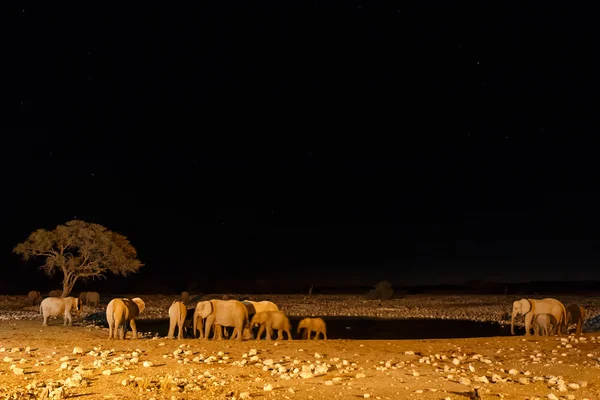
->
[[0, 294, 599, 399], [1, 320, 600, 400]]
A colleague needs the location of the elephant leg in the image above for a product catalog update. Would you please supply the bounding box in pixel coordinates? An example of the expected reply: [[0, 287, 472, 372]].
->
[[308, 329, 313, 339], [179, 316, 185, 339], [129, 320, 138, 340], [323, 331, 327, 340], [524, 313, 534, 336], [256, 324, 265, 340], [178, 323, 184, 339], [277, 329, 283, 340], [167, 318, 176, 339], [234, 326, 243, 341], [204, 318, 215, 340], [43, 314, 48, 326]]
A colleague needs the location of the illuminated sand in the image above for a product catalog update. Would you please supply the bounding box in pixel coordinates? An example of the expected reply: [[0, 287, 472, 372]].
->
[[0, 294, 599, 399]]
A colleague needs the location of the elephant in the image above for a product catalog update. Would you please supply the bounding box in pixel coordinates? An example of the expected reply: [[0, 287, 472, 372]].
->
[[532, 313, 558, 336], [40, 296, 80, 326], [566, 304, 586, 334], [180, 291, 190, 305], [297, 317, 327, 340], [242, 300, 279, 315], [242, 300, 279, 337], [168, 301, 187, 339], [194, 299, 249, 341], [191, 302, 226, 339], [511, 298, 567, 336], [28, 290, 42, 306], [250, 311, 293, 340], [84, 292, 100, 307], [106, 298, 145, 340], [48, 289, 63, 298], [79, 292, 88, 305]]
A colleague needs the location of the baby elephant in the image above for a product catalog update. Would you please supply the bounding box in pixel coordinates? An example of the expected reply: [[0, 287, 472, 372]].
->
[[106, 298, 145, 340], [168, 301, 188, 339], [250, 311, 293, 340], [297, 317, 327, 340], [40, 297, 81, 326], [532, 313, 558, 336]]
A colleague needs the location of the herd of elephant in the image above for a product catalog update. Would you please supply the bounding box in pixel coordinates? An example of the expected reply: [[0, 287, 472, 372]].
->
[[28, 290, 100, 307], [169, 297, 326, 342], [35, 292, 588, 340], [34, 290, 328, 342], [511, 298, 587, 336]]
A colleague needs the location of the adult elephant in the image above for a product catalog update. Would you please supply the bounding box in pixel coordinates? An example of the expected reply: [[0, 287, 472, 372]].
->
[[242, 300, 279, 314], [84, 292, 100, 307], [195, 299, 249, 341], [28, 290, 42, 306], [511, 298, 567, 336], [48, 289, 63, 298], [106, 298, 145, 340], [566, 304, 586, 334]]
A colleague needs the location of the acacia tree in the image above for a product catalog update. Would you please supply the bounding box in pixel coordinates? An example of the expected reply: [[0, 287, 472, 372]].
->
[[13, 220, 143, 297]]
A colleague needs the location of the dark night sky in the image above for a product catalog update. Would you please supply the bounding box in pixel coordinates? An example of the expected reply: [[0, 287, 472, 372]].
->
[[3, 0, 600, 292]]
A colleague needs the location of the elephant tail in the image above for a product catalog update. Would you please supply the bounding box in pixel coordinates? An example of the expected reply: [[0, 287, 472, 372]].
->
[[106, 308, 115, 327], [39, 304, 42, 315]]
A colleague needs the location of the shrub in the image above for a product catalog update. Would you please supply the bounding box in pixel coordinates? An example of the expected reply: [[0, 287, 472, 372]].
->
[[365, 280, 394, 300]]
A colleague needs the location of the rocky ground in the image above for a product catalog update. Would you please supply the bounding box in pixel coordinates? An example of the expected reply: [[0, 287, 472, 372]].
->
[[1, 321, 600, 400], [1, 294, 600, 399]]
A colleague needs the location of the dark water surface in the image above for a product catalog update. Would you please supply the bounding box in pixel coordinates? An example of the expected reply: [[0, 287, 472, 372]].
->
[[134, 316, 523, 340]]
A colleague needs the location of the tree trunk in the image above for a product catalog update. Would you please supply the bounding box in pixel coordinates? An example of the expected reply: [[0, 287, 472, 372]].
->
[[62, 272, 78, 298]]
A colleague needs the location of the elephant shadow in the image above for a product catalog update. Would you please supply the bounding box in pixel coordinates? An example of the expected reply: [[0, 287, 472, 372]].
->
[[82, 311, 108, 327]]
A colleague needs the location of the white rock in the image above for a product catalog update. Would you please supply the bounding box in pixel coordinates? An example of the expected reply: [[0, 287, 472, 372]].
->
[[300, 371, 314, 379], [459, 377, 471, 385], [239, 392, 250, 399], [143, 361, 153, 367], [102, 370, 111, 375], [263, 384, 273, 391], [13, 367, 24, 375], [364, 394, 370, 398], [547, 394, 558, 400], [73, 347, 84, 355], [568, 383, 580, 390]]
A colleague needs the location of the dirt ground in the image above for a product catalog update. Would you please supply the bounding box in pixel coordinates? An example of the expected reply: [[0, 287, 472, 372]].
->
[[1, 319, 599, 400]]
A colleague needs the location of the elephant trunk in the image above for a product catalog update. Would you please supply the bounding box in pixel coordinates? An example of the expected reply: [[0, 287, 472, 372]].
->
[[511, 310, 517, 335], [193, 314, 198, 338]]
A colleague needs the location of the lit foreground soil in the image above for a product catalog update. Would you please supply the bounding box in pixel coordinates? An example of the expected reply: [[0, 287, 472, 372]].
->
[[1, 320, 599, 400]]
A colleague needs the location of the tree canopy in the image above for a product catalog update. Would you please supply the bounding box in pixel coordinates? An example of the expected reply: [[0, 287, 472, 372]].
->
[[13, 220, 143, 297]]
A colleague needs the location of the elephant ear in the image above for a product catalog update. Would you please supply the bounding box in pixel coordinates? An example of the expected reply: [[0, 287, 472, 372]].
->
[[199, 301, 212, 318], [132, 298, 146, 313], [521, 299, 532, 314]]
